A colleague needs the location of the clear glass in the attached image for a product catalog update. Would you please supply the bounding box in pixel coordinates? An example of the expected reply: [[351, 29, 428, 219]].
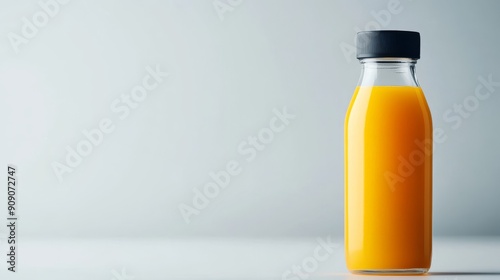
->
[[345, 57, 432, 275], [358, 58, 419, 86]]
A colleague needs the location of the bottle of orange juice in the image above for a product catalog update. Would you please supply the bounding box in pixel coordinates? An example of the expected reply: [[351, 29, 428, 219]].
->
[[345, 30, 432, 274]]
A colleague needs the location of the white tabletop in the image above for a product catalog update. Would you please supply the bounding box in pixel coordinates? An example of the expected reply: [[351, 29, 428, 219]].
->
[[1, 236, 499, 279]]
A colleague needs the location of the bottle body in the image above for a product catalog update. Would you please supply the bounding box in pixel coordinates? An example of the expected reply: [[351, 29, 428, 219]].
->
[[345, 58, 432, 274]]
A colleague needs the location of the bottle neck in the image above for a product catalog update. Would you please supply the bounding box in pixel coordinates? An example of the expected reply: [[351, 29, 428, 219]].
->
[[357, 58, 419, 87]]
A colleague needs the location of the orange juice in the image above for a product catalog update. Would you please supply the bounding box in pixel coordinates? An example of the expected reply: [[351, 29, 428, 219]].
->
[[345, 85, 432, 273]]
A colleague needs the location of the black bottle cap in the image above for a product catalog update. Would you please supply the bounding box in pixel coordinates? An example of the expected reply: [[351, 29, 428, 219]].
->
[[356, 30, 420, 59]]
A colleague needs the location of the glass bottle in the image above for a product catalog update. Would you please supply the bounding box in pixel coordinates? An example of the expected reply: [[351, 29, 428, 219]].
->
[[344, 30, 432, 274]]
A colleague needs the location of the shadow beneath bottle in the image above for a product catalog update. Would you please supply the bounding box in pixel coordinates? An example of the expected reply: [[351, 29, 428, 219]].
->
[[429, 272, 500, 276]]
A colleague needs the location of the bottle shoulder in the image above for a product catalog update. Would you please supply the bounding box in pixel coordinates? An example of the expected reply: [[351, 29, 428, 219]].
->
[[345, 86, 432, 127]]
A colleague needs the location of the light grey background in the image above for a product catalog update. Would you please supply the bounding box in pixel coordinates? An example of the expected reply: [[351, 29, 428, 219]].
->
[[0, 0, 499, 239]]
